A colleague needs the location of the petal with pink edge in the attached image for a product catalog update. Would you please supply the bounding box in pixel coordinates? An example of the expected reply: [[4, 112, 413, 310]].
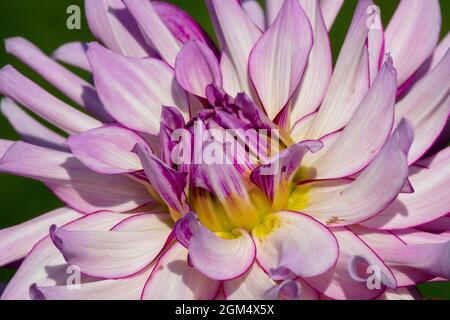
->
[[394, 50, 450, 165], [241, 0, 265, 30], [290, 0, 332, 124], [189, 226, 255, 281], [297, 120, 413, 226], [253, 211, 338, 278], [385, 0, 441, 86], [175, 41, 222, 98], [50, 213, 172, 279], [304, 228, 396, 300], [362, 147, 450, 230], [87, 43, 189, 135], [249, 0, 313, 120], [206, 0, 261, 96], [302, 59, 397, 179], [0, 142, 153, 213], [67, 125, 147, 174], [304, 0, 371, 139], [0, 207, 83, 267], [142, 242, 220, 300], [1, 212, 130, 300]]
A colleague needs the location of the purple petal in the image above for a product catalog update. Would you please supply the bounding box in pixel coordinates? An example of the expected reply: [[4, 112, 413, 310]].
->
[[52, 42, 91, 72]]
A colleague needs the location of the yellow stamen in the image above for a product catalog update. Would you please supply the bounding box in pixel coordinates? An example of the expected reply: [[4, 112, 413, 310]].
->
[[252, 214, 281, 238]]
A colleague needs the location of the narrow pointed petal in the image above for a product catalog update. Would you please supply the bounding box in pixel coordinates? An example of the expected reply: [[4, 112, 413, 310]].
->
[[362, 147, 450, 230], [290, 0, 332, 124], [297, 120, 413, 226], [67, 125, 147, 174], [142, 242, 220, 300], [189, 226, 255, 281], [1, 98, 66, 151], [206, 0, 262, 96], [253, 211, 338, 278], [152, 1, 217, 49], [305, 0, 371, 139], [85, 0, 155, 58], [52, 42, 91, 72], [304, 228, 396, 300], [241, 0, 265, 30], [251, 140, 323, 204], [124, 0, 181, 66], [220, 52, 242, 97], [224, 263, 276, 300], [5, 37, 111, 121], [0, 66, 101, 134], [0, 142, 152, 213], [385, 0, 441, 86], [249, 0, 313, 120], [1, 212, 129, 300], [134, 144, 189, 215], [31, 267, 152, 300], [175, 41, 222, 98], [368, 22, 384, 84], [320, 0, 345, 30], [87, 43, 189, 135], [304, 59, 397, 179], [50, 213, 172, 279], [0, 207, 82, 267], [394, 50, 450, 165]]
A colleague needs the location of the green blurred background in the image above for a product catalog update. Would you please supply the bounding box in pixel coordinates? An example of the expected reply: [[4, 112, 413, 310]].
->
[[0, 0, 449, 299]]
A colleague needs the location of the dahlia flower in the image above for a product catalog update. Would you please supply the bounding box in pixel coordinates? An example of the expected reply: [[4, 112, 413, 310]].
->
[[0, 0, 449, 300]]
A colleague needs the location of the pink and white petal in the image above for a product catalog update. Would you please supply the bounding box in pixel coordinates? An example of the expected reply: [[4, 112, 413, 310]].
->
[[1, 212, 129, 300], [296, 279, 320, 300], [152, 1, 217, 50], [142, 242, 220, 300], [350, 227, 434, 286], [67, 125, 147, 174], [305, 0, 371, 139], [52, 42, 91, 72], [112, 213, 173, 232], [1, 98, 67, 151], [124, 0, 181, 66], [224, 263, 275, 300], [304, 228, 396, 300], [0, 139, 13, 158], [0, 207, 83, 267], [5, 37, 110, 122], [241, 0, 265, 30], [377, 287, 421, 300], [85, 0, 155, 58], [394, 50, 450, 165], [249, 0, 313, 120], [419, 217, 450, 234], [290, 0, 332, 124], [220, 52, 242, 96], [206, 0, 261, 96], [189, 226, 255, 280], [264, 0, 283, 26], [319, 0, 345, 31], [300, 120, 412, 226], [31, 267, 152, 300], [368, 21, 384, 85], [0, 66, 101, 134], [87, 43, 189, 135], [362, 149, 450, 230], [385, 0, 441, 86], [50, 213, 172, 279], [303, 59, 397, 179], [0, 142, 152, 213], [253, 211, 338, 278], [134, 144, 189, 214], [175, 41, 222, 98]]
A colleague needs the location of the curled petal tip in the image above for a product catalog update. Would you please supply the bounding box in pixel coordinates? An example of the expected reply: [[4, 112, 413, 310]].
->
[[29, 283, 45, 300], [49, 224, 63, 249]]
